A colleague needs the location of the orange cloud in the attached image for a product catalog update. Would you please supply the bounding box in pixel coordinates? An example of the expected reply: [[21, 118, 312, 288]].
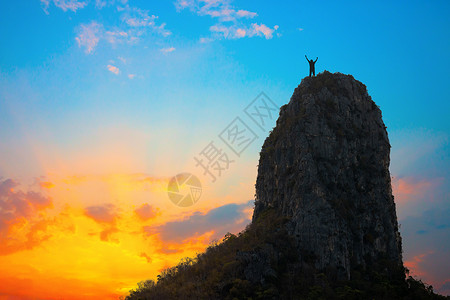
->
[[100, 227, 119, 242], [107, 64, 120, 75], [39, 181, 55, 189], [140, 252, 152, 263], [0, 178, 53, 254], [135, 203, 158, 221], [404, 251, 434, 278], [0, 172, 254, 299], [84, 203, 118, 224], [392, 176, 443, 204]]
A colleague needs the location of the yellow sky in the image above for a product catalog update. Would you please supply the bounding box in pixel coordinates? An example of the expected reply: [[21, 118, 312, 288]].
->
[[0, 168, 255, 299]]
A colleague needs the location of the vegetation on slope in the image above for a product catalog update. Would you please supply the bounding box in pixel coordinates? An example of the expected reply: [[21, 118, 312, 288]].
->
[[126, 209, 448, 300]]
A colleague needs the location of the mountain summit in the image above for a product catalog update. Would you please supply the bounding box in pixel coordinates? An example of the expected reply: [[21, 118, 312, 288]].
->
[[126, 72, 447, 299], [254, 71, 402, 280]]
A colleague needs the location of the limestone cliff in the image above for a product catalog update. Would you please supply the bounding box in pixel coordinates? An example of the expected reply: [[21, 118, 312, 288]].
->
[[254, 71, 403, 280]]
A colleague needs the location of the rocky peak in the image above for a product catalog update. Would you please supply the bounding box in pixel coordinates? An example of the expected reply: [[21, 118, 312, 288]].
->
[[253, 71, 403, 280]]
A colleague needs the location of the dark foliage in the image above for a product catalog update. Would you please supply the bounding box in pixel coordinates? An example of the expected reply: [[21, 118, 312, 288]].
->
[[126, 209, 448, 300]]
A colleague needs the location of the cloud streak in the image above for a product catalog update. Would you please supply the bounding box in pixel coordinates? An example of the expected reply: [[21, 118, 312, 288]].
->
[[160, 47, 175, 54]]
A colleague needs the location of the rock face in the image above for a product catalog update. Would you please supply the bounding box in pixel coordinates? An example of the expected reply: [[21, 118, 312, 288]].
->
[[253, 71, 403, 280]]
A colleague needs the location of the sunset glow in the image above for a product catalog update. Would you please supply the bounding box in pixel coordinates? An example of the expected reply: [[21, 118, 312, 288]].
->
[[1, 0, 449, 298]]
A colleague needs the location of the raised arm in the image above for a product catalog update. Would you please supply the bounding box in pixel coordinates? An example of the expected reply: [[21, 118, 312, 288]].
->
[[314, 57, 318, 63], [305, 55, 309, 62]]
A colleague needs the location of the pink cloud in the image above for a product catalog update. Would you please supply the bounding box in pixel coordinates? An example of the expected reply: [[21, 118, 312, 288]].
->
[[105, 30, 129, 45], [40, 0, 87, 13], [120, 6, 171, 36], [75, 22, 102, 54], [392, 176, 443, 204], [251, 23, 276, 39], [210, 23, 278, 40], [177, 0, 256, 22], [235, 28, 246, 38], [160, 47, 176, 54], [175, 0, 276, 40], [236, 9, 257, 18], [404, 250, 450, 295], [404, 251, 433, 278], [107, 64, 120, 75], [73, 5, 170, 55]]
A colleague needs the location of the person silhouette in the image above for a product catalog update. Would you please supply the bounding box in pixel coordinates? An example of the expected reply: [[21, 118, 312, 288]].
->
[[305, 55, 318, 77]]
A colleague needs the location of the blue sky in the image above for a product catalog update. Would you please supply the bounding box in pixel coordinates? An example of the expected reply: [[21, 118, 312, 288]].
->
[[0, 0, 449, 298]]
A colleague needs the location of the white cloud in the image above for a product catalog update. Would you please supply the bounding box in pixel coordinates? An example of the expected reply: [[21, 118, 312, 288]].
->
[[251, 23, 276, 39], [44, 0, 170, 54], [155, 23, 171, 37], [209, 24, 231, 38], [160, 47, 176, 54], [105, 30, 129, 45], [41, 0, 129, 12], [107, 64, 120, 75], [235, 28, 246, 38], [209, 23, 278, 40], [72, 3, 171, 55], [236, 9, 257, 18], [176, 0, 257, 22], [127, 74, 136, 79], [120, 6, 171, 36], [40, 0, 88, 13], [75, 22, 102, 54], [175, 0, 277, 41]]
